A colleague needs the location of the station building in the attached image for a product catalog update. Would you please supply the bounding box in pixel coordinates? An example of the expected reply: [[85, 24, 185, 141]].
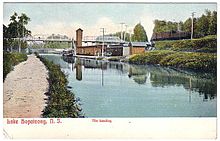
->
[[75, 28, 151, 56]]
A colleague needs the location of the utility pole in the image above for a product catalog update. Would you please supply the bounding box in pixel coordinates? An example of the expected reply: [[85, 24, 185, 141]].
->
[[100, 28, 105, 57], [124, 25, 128, 41], [191, 12, 196, 40], [129, 29, 132, 42], [120, 22, 125, 43]]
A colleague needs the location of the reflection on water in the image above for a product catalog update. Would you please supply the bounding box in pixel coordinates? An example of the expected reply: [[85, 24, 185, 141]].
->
[[75, 58, 82, 81], [42, 54, 217, 117]]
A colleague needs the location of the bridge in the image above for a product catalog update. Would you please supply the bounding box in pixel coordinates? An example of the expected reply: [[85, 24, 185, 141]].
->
[[82, 35, 124, 43]]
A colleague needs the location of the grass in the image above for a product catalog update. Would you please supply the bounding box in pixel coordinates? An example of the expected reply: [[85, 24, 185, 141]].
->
[[3, 51, 28, 81], [129, 50, 216, 73], [107, 57, 121, 62], [155, 35, 217, 53], [37, 54, 83, 118]]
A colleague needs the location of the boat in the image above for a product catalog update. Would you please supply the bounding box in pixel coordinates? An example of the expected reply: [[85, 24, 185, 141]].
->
[[62, 49, 74, 57]]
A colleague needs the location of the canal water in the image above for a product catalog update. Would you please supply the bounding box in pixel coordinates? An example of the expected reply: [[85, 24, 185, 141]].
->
[[42, 54, 217, 117]]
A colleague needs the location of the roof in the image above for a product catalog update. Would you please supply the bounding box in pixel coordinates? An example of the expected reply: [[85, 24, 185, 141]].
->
[[76, 28, 83, 31], [96, 35, 124, 43]]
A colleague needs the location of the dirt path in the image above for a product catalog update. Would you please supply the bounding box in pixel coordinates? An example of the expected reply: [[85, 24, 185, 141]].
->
[[3, 54, 48, 118]]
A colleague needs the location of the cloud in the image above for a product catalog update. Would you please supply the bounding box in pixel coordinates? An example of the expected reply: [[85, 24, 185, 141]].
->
[[31, 17, 119, 39], [30, 15, 155, 41], [31, 22, 84, 38]]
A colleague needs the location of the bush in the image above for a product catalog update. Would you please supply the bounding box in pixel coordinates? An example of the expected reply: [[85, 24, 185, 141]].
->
[[37, 55, 83, 118], [129, 50, 175, 64], [108, 57, 120, 62], [160, 52, 216, 73], [3, 52, 27, 81], [154, 35, 217, 53], [129, 50, 216, 73]]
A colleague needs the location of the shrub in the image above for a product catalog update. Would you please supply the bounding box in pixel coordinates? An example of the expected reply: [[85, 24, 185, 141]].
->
[[129, 50, 175, 64], [108, 57, 120, 62], [129, 50, 216, 73], [37, 55, 83, 118], [154, 35, 217, 53], [3, 52, 27, 81]]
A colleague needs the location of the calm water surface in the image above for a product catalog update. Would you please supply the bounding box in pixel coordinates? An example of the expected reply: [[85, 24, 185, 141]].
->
[[42, 54, 217, 117]]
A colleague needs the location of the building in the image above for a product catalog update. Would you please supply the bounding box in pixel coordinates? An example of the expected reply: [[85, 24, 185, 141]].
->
[[75, 28, 151, 56]]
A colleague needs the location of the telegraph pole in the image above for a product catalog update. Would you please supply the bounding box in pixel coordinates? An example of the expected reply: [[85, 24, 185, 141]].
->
[[100, 28, 105, 57], [129, 29, 132, 42], [191, 12, 196, 40], [124, 24, 128, 41]]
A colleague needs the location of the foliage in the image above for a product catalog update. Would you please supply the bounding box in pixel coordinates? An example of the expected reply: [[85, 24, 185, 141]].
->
[[153, 20, 179, 33], [31, 42, 71, 49], [129, 50, 175, 64], [129, 50, 216, 73], [37, 55, 83, 118], [133, 23, 148, 42], [3, 51, 27, 81], [3, 12, 31, 51], [4, 38, 28, 51], [208, 11, 217, 35], [4, 12, 31, 39], [153, 10, 217, 38], [108, 57, 120, 62], [154, 35, 217, 53]]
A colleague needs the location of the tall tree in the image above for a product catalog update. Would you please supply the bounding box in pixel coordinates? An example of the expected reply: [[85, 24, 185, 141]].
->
[[208, 11, 217, 35], [133, 23, 148, 42], [195, 14, 209, 37], [6, 12, 31, 38]]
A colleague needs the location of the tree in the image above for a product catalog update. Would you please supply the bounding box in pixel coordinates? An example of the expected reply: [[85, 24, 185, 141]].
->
[[195, 14, 209, 37], [133, 23, 148, 42], [6, 12, 31, 39], [183, 18, 192, 33], [208, 11, 217, 35], [3, 12, 31, 52]]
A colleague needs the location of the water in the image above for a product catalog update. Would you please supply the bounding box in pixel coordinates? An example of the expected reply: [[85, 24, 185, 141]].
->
[[42, 54, 217, 117]]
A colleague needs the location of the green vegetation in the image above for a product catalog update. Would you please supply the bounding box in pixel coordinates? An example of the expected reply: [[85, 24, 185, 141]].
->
[[108, 57, 121, 62], [37, 55, 83, 118], [153, 10, 217, 38], [129, 50, 216, 73], [155, 35, 217, 53], [133, 23, 148, 42], [3, 52, 28, 81], [3, 12, 31, 51], [31, 42, 71, 49], [108, 23, 148, 42]]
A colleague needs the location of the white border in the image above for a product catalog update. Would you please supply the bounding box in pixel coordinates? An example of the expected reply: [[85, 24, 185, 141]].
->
[[1, 0, 219, 140]]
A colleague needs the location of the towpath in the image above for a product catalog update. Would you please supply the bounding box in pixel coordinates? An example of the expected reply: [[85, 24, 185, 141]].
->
[[3, 54, 48, 118]]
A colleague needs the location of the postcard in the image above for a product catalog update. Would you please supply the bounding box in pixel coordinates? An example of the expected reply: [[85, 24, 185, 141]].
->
[[2, 1, 217, 139]]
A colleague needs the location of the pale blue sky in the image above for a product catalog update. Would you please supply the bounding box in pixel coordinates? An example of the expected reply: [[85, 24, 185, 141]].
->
[[3, 3, 217, 38]]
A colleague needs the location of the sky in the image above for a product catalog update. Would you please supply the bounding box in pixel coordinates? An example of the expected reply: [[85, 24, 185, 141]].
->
[[3, 3, 217, 40]]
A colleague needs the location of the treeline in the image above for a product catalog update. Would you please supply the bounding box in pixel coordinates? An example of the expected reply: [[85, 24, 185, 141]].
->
[[153, 10, 217, 38], [109, 23, 148, 42], [3, 12, 31, 51]]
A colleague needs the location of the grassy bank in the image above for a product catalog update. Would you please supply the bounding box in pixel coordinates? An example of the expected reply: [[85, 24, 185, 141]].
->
[[155, 35, 217, 53], [37, 54, 83, 118], [3, 51, 28, 81], [129, 50, 216, 73]]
